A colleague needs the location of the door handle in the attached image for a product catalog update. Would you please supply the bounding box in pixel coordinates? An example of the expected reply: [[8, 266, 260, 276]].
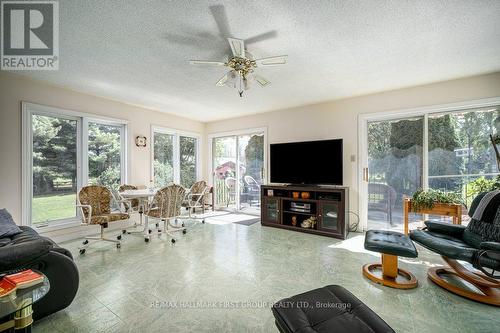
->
[[363, 167, 369, 182]]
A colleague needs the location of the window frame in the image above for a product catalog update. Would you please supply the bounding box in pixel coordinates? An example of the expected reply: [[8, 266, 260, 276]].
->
[[22, 102, 128, 229], [150, 125, 201, 187]]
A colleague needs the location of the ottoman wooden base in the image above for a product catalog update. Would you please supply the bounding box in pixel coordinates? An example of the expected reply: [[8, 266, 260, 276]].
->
[[363, 254, 418, 289]]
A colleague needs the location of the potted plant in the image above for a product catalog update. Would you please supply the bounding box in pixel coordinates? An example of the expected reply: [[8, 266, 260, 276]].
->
[[410, 189, 462, 212]]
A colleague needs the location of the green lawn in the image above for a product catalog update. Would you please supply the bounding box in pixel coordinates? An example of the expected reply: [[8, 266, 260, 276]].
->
[[32, 193, 77, 224]]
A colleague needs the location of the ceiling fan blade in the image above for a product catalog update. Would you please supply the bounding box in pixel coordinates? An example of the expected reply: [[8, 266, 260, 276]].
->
[[228, 38, 245, 58], [216, 70, 237, 87], [209, 5, 232, 37], [245, 30, 278, 44], [215, 73, 229, 86], [255, 55, 288, 66], [254, 75, 270, 87], [189, 60, 226, 66]]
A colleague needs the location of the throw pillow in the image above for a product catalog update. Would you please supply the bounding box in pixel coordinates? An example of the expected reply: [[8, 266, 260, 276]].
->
[[0, 209, 22, 238]]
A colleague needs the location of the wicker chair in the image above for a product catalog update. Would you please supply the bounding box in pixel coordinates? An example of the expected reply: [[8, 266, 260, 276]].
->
[[76, 185, 129, 254], [118, 184, 140, 213], [144, 184, 187, 243], [184, 181, 208, 213], [224, 177, 237, 207], [368, 183, 397, 225]]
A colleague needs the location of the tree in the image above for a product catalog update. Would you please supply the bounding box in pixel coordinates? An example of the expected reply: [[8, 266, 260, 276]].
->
[[88, 123, 121, 190], [32, 115, 77, 195], [244, 135, 264, 181]]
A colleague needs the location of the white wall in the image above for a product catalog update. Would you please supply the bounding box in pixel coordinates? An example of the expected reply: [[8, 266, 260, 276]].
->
[[205, 72, 500, 225], [2, 71, 500, 239], [0, 72, 206, 233]]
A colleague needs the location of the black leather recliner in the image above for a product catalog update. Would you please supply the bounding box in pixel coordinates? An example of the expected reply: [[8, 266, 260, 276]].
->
[[0, 226, 79, 319], [410, 192, 500, 306]]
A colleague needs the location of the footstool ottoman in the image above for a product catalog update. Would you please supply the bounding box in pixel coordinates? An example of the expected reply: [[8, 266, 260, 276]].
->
[[271, 285, 395, 333], [363, 230, 418, 289]]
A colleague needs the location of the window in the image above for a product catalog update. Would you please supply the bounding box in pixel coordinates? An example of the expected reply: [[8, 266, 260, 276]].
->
[[151, 127, 200, 188], [153, 132, 175, 187], [23, 103, 127, 228], [88, 122, 124, 191], [32, 114, 79, 224], [179, 136, 198, 188]]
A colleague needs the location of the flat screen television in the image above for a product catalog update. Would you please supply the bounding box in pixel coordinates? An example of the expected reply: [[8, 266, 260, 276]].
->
[[270, 139, 343, 185]]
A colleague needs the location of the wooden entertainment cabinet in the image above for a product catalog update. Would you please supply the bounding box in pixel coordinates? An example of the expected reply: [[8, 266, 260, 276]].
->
[[261, 185, 349, 239]]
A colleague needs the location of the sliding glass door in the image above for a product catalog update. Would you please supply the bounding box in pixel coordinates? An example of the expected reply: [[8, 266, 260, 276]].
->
[[361, 103, 500, 231], [428, 109, 499, 207], [211, 130, 265, 215], [366, 117, 424, 230]]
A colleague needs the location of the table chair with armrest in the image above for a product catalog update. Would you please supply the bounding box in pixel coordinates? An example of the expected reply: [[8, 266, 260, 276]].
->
[[182, 180, 209, 224], [77, 185, 130, 254], [410, 190, 500, 306], [144, 184, 187, 243]]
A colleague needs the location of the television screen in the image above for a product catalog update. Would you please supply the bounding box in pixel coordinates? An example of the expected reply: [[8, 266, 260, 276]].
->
[[270, 139, 343, 185]]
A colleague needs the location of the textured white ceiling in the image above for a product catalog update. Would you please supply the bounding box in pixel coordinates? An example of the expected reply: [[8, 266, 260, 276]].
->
[[13, 0, 500, 121]]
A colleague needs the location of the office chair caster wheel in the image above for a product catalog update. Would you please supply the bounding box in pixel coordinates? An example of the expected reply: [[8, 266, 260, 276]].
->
[[116, 243, 121, 249], [148, 229, 152, 234], [79, 248, 86, 255], [117, 235, 122, 240], [122, 229, 126, 234], [171, 239, 176, 244], [202, 219, 205, 224], [145, 238, 150, 243], [182, 229, 187, 234], [83, 240, 89, 245], [182, 223, 185, 227], [156, 223, 159, 228], [158, 229, 162, 233]]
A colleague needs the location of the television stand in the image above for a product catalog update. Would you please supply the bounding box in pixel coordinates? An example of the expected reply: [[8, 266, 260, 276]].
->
[[261, 185, 349, 239]]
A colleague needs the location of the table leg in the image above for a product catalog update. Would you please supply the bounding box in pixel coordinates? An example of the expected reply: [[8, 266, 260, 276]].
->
[[404, 200, 409, 235], [127, 202, 148, 235]]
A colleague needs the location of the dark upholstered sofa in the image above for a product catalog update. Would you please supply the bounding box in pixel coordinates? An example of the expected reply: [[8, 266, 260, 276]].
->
[[0, 226, 79, 320]]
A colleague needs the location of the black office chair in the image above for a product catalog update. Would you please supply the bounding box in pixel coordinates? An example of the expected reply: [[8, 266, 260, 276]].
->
[[410, 191, 500, 306]]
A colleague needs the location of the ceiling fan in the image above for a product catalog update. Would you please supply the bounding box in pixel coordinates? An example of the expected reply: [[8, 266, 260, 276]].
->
[[190, 37, 288, 97]]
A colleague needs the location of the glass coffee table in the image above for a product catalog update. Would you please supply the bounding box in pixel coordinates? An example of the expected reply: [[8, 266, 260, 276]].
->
[[0, 274, 50, 333]]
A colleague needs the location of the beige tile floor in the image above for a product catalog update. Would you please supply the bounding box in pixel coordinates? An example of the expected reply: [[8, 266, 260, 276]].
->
[[33, 213, 498, 333]]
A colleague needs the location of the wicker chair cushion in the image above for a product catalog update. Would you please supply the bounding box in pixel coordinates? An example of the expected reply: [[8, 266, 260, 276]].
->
[[90, 213, 129, 225], [118, 184, 140, 210], [79, 185, 112, 217]]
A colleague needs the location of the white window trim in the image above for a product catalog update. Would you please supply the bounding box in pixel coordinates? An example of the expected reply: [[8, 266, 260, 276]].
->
[[22, 102, 129, 228], [357, 96, 500, 231], [150, 125, 202, 185]]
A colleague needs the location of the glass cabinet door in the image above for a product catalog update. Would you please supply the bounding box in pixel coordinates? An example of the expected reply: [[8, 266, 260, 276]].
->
[[318, 201, 340, 232], [263, 198, 280, 224]]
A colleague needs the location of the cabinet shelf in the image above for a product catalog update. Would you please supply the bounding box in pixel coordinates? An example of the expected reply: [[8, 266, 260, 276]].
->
[[283, 210, 316, 216], [261, 185, 349, 239]]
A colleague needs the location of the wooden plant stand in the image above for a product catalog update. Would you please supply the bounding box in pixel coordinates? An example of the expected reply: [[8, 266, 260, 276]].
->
[[403, 198, 462, 235]]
